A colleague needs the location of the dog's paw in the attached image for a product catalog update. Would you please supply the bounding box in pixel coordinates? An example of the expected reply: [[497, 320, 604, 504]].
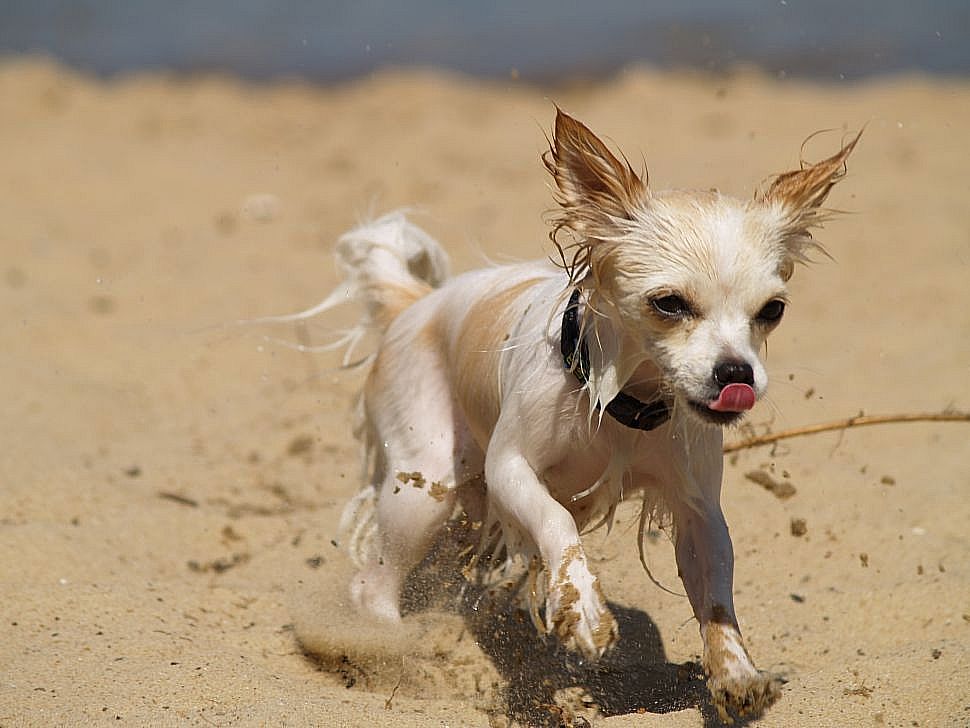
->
[[706, 670, 782, 724], [349, 567, 403, 622], [545, 548, 618, 660], [701, 620, 781, 721]]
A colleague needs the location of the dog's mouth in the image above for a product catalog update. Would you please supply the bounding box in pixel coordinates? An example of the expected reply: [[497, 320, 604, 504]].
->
[[688, 383, 757, 426]]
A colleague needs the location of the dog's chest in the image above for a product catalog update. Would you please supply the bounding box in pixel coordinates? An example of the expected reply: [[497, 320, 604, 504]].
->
[[537, 420, 674, 511]]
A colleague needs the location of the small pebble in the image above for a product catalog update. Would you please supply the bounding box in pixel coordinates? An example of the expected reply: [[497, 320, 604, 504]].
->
[[241, 193, 281, 222]]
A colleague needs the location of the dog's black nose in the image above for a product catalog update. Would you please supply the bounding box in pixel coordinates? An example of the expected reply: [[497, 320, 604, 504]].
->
[[713, 360, 754, 387]]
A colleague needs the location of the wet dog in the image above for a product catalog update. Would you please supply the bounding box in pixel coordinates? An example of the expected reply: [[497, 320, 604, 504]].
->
[[310, 110, 858, 719]]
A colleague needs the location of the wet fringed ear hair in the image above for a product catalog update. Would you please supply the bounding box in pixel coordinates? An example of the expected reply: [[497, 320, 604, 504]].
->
[[543, 108, 648, 283], [762, 130, 861, 211], [758, 129, 862, 268]]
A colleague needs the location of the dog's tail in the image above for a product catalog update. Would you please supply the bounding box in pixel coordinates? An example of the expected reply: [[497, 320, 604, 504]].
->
[[331, 210, 450, 331], [252, 210, 449, 366]]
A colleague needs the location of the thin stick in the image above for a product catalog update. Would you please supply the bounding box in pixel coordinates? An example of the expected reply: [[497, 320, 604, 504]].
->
[[384, 660, 405, 710], [723, 411, 970, 453]]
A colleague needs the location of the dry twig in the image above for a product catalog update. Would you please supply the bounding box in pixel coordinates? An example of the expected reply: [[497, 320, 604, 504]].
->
[[723, 411, 970, 453]]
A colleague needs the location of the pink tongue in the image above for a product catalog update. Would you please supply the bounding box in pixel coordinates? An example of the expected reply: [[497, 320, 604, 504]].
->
[[709, 383, 756, 412]]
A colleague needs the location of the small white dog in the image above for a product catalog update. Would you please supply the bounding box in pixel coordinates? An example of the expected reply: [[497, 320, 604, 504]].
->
[[314, 110, 857, 720]]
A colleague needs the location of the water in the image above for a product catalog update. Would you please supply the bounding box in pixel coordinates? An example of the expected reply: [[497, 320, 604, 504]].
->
[[1, 0, 967, 83]]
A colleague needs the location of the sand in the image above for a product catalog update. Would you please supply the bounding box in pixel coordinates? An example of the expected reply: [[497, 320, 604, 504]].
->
[[0, 56, 968, 727]]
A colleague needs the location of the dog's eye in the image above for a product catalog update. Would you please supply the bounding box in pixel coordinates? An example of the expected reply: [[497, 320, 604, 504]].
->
[[756, 299, 786, 324], [651, 294, 692, 318]]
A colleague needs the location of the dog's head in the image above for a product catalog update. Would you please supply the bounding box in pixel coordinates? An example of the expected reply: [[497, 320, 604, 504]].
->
[[546, 109, 859, 426]]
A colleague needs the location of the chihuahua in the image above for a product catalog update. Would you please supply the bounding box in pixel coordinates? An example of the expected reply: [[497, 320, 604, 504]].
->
[[314, 109, 859, 720]]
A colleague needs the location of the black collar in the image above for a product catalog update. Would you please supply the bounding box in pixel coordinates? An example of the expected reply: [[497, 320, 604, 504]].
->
[[560, 289, 671, 432]]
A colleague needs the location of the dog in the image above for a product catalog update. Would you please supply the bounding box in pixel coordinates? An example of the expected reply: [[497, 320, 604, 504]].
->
[[308, 109, 858, 720]]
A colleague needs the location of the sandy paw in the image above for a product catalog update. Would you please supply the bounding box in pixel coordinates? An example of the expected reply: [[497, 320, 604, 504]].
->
[[546, 550, 618, 660], [707, 670, 782, 724]]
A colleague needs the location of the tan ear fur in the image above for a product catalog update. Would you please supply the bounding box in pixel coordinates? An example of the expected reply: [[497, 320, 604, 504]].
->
[[761, 130, 861, 215], [544, 108, 647, 225], [758, 130, 861, 266], [544, 109, 648, 281]]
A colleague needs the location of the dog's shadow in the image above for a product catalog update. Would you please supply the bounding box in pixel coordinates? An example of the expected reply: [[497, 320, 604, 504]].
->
[[461, 593, 706, 726], [398, 525, 748, 728]]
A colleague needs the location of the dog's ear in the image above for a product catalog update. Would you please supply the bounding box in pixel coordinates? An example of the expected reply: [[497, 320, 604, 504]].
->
[[544, 109, 648, 231], [761, 131, 861, 213], [758, 131, 861, 273]]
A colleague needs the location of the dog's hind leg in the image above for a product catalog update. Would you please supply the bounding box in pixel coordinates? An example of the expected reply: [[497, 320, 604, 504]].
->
[[347, 341, 476, 622]]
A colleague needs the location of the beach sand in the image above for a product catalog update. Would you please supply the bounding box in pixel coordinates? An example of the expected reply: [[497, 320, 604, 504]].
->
[[0, 57, 968, 726]]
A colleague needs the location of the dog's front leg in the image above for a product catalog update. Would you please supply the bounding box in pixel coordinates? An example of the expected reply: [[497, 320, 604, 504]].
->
[[675, 499, 781, 721], [485, 446, 618, 660]]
